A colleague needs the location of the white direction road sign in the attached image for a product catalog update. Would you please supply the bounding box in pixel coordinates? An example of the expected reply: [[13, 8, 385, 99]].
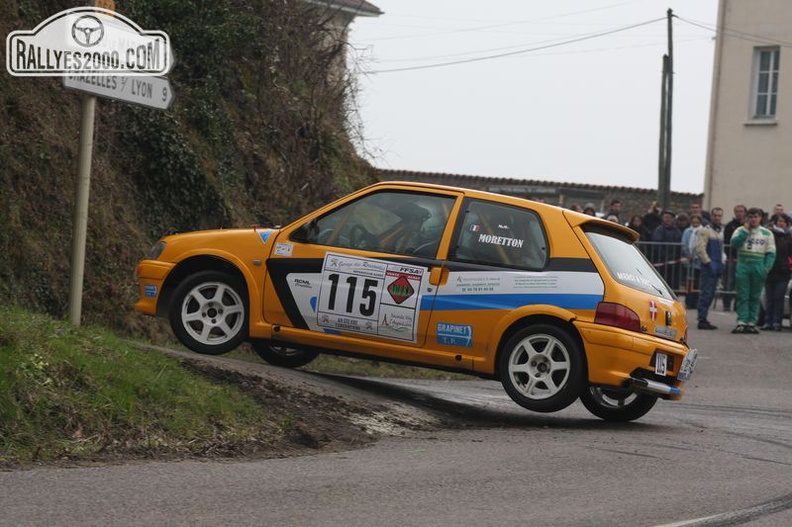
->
[[63, 74, 174, 110]]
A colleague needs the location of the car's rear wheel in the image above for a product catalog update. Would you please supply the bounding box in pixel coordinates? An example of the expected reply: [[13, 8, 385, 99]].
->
[[499, 324, 585, 413], [169, 271, 247, 355], [251, 340, 320, 368], [579, 386, 658, 422]]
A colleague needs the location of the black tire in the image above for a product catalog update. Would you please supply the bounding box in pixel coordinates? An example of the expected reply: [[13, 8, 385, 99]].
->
[[498, 324, 586, 413], [579, 386, 658, 422], [251, 340, 320, 368], [169, 271, 248, 355]]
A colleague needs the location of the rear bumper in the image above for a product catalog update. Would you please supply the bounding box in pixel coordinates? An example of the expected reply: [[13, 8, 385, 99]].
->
[[575, 321, 692, 399], [134, 260, 174, 316]]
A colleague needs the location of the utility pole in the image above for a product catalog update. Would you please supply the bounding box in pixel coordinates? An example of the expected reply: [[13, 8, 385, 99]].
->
[[658, 54, 668, 210], [665, 8, 674, 209], [657, 9, 674, 210]]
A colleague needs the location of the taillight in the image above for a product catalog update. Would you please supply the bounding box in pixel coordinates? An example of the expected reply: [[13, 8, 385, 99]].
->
[[594, 302, 641, 332]]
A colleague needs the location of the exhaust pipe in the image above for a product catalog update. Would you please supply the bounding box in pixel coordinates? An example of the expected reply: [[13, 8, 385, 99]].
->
[[629, 377, 681, 397]]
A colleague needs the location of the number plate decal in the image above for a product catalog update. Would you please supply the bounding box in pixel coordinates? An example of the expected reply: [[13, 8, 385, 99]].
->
[[317, 253, 427, 342]]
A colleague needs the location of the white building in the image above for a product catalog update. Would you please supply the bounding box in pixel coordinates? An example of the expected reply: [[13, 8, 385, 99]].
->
[[704, 0, 792, 214]]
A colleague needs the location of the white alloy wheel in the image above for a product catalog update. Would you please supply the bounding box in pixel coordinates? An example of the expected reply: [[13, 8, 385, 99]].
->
[[179, 281, 244, 346], [506, 333, 571, 400], [579, 386, 658, 422], [169, 271, 248, 355], [590, 387, 638, 408], [499, 324, 585, 413]]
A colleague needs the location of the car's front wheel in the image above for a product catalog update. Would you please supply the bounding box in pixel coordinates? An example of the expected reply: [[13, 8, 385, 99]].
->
[[251, 340, 320, 368], [169, 271, 248, 355], [579, 386, 658, 422], [498, 324, 585, 413]]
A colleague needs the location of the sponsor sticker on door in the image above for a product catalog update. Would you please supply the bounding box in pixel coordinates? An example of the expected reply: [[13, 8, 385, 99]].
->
[[316, 253, 426, 342], [436, 323, 473, 347]]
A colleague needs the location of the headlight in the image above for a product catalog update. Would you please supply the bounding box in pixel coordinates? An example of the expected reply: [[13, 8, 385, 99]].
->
[[145, 241, 166, 260]]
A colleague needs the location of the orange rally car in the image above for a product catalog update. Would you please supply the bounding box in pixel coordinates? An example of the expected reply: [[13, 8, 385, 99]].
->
[[135, 181, 697, 422]]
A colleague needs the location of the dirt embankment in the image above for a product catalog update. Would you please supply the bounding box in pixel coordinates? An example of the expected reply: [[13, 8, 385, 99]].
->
[[133, 345, 451, 462]]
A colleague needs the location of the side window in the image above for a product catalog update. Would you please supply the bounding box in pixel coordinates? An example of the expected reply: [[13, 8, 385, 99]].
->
[[295, 191, 455, 257], [452, 200, 548, 269]]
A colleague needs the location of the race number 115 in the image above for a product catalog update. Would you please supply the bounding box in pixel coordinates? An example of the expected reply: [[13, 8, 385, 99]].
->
[[325, 273, 378, 317]]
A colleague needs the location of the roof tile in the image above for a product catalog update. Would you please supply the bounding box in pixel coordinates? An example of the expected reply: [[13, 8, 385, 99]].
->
[[308, 0, 383, 16], [378, 168, 702, 197]]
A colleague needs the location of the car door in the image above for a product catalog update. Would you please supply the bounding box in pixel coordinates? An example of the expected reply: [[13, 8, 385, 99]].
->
[[262, 186, 463, 353], [424, 197, 551, 361]]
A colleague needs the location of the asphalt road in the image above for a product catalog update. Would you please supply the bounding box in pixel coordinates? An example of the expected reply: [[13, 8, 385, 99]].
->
[[2, 308, 791, 526]]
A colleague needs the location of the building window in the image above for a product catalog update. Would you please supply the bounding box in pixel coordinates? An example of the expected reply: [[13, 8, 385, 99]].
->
[[754, 47, 780, 118]]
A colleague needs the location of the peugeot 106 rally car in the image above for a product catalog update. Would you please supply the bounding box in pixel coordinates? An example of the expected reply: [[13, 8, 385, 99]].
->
[[135, 182, 698, 422]]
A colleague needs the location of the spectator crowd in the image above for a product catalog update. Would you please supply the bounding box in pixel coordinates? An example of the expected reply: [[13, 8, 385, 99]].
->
[[569, 199, 792, 334]]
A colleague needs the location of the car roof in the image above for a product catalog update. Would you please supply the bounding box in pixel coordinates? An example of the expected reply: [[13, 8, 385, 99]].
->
[[371, 180, 638, 242]]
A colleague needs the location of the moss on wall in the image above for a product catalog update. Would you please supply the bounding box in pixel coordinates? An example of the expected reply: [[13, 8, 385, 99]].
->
[[0, 0, 376, 335]]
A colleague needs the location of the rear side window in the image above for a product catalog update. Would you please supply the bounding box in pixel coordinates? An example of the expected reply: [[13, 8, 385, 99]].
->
[[586, 230, 675, 299], [451, 200, 548, 269]]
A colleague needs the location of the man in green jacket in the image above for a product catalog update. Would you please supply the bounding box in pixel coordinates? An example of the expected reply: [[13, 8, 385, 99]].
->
[[730, 207, 776, 334]]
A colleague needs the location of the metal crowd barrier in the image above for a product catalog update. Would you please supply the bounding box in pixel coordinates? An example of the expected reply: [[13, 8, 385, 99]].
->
[[636, 241, 736, 311]]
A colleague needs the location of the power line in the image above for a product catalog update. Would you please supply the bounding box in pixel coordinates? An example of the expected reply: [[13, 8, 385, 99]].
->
[[366, 0, 649, 42], [368, 17, 666, 74], [675, 15, 792, 48], [498, 36, 710, 60], [373, 30, 634, 64], [372, 28, 707, 64]]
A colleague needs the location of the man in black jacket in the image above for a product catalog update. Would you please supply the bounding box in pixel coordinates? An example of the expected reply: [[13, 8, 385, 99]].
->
[[722, 204, 747, 311], [763, 213, 792, 331]]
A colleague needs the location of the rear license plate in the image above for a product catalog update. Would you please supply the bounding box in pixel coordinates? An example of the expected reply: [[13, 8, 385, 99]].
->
[[655, 352, 668, 376], [677, 348, 698, 381]]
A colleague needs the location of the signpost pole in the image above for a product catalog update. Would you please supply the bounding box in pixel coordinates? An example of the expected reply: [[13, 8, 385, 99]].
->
[[68, 94, 96, 326]]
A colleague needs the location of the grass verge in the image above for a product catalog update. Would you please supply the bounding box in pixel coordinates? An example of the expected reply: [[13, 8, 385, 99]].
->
[[0, 306, 269, 466]]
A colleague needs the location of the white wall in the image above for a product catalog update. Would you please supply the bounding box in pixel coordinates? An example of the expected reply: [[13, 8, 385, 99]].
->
[[705, 0, 792, 214]]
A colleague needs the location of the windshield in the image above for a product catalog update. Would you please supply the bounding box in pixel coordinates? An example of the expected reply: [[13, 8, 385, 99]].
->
[[586, 230, 675, 299]]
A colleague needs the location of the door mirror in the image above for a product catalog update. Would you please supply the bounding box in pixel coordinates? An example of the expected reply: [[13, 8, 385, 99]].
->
[[291, 220, 316, 243]]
